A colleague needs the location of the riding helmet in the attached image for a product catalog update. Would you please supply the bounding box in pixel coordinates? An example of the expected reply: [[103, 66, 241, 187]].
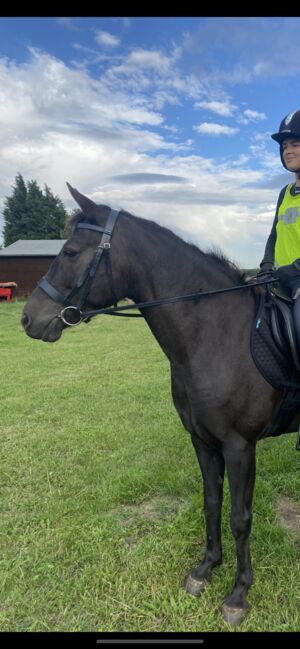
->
[[271, 110, 300, 169]]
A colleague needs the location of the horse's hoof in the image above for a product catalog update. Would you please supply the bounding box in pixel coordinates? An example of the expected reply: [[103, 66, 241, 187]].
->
[[185, 574, 208, 597], [221, 603, 249, 626]]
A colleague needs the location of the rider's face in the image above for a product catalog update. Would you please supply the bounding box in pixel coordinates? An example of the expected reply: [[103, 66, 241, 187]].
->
[[282, 138, 300, 172]]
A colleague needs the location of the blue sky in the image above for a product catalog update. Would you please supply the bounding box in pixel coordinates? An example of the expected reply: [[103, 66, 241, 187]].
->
[[0, 16, 299, 267]]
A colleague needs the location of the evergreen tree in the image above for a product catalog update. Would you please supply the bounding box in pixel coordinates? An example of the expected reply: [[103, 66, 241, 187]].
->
[[2, 174, 68, 246], [3, 173, 28, 246], [43, 184, 69, 239], [25, 180, 47, 240]]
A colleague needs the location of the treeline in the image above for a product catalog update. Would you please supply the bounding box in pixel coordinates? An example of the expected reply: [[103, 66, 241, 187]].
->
[[2, 173, 70, 247]]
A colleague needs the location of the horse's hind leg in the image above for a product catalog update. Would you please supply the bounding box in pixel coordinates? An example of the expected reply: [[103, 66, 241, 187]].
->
[[185, 433, 225, 596], [221, 439, 256, 625]]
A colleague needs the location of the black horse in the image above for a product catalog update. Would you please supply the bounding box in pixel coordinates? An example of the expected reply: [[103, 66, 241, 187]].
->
[[22, 185, 298, 625]]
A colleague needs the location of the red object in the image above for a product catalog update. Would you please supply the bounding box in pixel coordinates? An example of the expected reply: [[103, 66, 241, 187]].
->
[[0, 282, 17, 301], [0, 287, 12, 301]]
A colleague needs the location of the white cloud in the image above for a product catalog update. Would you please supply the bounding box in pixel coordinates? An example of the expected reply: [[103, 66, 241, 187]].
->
[[244, 109, 266, 121], [105, 48, 174, 82], [95, 31, 120, 48], [195, 100, 237, 117], [56, 18, 79, 31], [194, 122, 239, 136], [127, 48, 172, 73], [0, 48, 165, 131], [239, 109, 267, 124], [96, 45, 207, 112], [0, 47, 279, 268], [253, 131, 271, 142], [181, 18, 300, 84]]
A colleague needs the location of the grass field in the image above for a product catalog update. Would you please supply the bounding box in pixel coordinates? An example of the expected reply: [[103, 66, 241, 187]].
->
[[0, 300, 300, 632]]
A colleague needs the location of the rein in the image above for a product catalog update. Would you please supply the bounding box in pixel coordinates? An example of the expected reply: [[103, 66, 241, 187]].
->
[[65, 278, 278, 324], [36, 208, 278, 327]]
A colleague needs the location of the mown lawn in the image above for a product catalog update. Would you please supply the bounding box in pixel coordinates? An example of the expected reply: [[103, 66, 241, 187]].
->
[[0, 300, 300, 632]]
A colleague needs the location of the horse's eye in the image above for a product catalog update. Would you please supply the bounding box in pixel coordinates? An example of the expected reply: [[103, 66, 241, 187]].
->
[[63, 248, 77, 257]]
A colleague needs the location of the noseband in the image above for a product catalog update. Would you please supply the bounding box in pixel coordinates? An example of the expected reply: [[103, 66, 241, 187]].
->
[[37, 208, 120, 326]]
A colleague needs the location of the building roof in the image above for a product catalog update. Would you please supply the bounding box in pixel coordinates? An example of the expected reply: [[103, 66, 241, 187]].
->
[[0, 239, 66, 257]]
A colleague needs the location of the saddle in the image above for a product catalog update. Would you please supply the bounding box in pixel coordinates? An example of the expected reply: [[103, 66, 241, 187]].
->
[[269, 287, 300, 372], [251, 286, 300, 443]]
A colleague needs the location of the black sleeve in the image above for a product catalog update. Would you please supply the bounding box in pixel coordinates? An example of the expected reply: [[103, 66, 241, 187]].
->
[[259, 185, 287, 270]]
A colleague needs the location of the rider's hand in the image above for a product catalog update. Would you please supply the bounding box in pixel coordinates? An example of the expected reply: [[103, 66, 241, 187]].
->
[[273, 259, 300, 298], [274, 261, 300, 288], [256, 264, 275, 283]]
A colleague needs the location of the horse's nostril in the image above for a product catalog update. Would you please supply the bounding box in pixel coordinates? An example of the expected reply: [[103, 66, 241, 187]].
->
[[21, 312, 30, 329]]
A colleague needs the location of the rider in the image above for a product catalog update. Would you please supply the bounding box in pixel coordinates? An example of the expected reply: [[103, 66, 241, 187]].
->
[[258, 110, 300, 349]]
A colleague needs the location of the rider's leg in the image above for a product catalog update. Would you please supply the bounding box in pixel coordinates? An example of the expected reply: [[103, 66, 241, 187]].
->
[[292, 289, 300, 350], [292, 289, 300, 451]]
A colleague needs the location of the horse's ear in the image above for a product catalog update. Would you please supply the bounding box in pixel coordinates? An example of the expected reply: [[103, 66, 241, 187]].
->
[[66, 183, 98, 217]]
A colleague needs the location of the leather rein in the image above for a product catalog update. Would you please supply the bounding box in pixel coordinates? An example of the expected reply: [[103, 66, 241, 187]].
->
[[37, 209, 277, 327]]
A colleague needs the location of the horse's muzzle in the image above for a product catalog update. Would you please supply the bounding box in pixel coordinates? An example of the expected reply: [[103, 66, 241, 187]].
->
[[21, 312, 30, 330]]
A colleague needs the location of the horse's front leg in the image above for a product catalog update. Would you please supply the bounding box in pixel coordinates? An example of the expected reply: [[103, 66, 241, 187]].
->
[[221, 439, 256, 625], [185, 433, 225, 596]]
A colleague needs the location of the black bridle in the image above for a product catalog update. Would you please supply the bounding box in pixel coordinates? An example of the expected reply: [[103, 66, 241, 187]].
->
[[37, 208, 278, 327], [37, 208, 120, 326]]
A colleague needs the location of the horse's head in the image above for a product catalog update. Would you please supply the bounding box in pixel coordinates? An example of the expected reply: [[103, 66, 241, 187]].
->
[[22, 184, 127, 342]]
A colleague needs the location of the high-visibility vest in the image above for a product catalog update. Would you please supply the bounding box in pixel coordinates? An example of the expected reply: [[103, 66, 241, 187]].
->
[[274, 184, 300, 267]]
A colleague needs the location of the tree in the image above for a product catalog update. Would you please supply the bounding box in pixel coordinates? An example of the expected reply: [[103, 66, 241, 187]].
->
[[42, 184, 68, 239], [3, 173, 28, 246], [2, 174, 68, 246]]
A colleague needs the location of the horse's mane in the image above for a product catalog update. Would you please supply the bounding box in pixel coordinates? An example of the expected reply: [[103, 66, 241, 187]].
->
[[128, 213, 247, 286], [68, 207, 247, 286], [205, 248, 247, 285]]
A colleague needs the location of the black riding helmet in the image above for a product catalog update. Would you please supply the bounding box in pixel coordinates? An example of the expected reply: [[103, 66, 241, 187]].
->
[[271, 110, 300, 169]]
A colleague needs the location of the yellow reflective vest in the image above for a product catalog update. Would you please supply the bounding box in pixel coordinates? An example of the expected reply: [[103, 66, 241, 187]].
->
[[275, 184, 300, 267]]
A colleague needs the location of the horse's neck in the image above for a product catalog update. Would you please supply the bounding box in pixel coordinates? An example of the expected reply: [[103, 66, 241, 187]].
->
[[126, 216, 228, 303], [123, 216, 233, 363]]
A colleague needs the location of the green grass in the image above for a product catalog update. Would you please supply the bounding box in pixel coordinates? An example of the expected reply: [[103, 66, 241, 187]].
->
[[0, 300, 300, 632]]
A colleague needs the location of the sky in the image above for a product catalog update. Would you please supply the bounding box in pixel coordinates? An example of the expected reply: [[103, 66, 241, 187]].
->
[[0, 16, 300, 268]]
